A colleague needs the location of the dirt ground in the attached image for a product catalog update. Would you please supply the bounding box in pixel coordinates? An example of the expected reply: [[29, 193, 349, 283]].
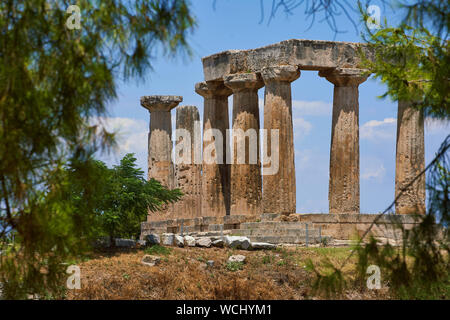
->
[[66, 245, 391, 300]]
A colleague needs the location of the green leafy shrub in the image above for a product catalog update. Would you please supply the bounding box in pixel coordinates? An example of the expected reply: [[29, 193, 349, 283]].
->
[[226, 261, 244, 272], [144, 245, 172, 256]]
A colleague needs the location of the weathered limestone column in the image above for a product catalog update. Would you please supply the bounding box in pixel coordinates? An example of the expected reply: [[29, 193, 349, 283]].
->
[[141, 95, 182, 221], [319, 68, 368, 214], [261, 66, 300, 214], [395, 101, 425, 214], [195, 81, 232, 217], [173, 106, 202, 219], [224, 73, 264, 216]]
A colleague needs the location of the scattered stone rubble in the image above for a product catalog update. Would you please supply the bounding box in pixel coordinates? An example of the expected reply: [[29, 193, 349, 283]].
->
[[228, 255, 246, 264], [143, 232, 272, 251], [141, 255, 161, 267], [114, 238, 136, 248], [102, 233, 279, 251]]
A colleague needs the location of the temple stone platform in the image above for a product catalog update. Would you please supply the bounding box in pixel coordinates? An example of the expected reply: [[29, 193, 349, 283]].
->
[[140, 213, 420, 246]]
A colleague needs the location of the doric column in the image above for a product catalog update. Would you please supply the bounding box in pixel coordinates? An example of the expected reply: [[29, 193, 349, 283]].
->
[[319, 68, 368, 214], [395, 101, 425, 214], [261, 65, 300, 214], [141, 95, 182, 221], [173, 105, 202, 219], [224, 73, 264, 216], [195, 81, 232, 217]]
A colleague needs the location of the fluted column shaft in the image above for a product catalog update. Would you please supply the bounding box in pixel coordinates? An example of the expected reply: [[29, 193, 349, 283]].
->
[[319, 68, 368, 214], [261, 66, 300, 214], [395, 101, 425, 214], [195, 81, 232, 217], [174, 105, 202, 219], [148, 111, 174, 188], [224, 73, 264, 216], [141, 95, 182, 221]]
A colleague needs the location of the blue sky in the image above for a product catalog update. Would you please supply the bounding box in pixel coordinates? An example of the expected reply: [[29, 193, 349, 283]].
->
[[97, 0, 449, 214]]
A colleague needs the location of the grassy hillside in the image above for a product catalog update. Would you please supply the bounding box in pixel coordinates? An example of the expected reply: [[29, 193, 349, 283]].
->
[[66, 246, 390, 300]]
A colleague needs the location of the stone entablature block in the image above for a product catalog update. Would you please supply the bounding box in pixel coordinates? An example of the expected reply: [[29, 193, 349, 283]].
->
[[202, 39, 373, 81]]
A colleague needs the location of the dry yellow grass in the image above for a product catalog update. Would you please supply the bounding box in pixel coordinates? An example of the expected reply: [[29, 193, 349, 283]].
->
[[67, 246, 391, 300]]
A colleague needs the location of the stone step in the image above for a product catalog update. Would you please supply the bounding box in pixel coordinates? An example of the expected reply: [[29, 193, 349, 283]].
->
[[240, 226, 321, 233], [233, 228, 321, 237], [260, 213, 281, 221], [240, 221, 313, 230], [183, 226, 199, 233], [140, 227, 167, 236], [184, 230, 232, 237], [208, 224, 222, 231], [245, 235, 321, 244], [331, 239, 358, 247]]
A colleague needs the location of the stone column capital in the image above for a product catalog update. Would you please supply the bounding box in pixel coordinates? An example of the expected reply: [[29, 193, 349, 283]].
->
[[224, 73, 264, 92], [319, 68, 369, 87], [261, 65, 300, 83], [195, 81, 232, 98], [140, 95, 183, 112]]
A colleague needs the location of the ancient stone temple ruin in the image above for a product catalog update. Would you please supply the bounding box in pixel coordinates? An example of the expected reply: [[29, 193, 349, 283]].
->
[[140, 39, 424, 245]]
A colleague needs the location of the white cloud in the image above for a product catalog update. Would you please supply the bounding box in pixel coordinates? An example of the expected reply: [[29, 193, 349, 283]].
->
[[294, 148, 312, 168], [257, 99, 331, 117], [360, 116, 450, 141], [95, 117, 148, 153], [361, 116, 449, 141], [90, 116, 148, 171], [256, 99, 313, 138], [425, 118, 450, 135], [292, 100, 332, 116], [293, 117, 313, 139], [360, 117, 397, 140], [362, 165, 386, 180], [294, 148, 329, 174], [361, 156, 386, 181], [363, 118, 396, 128]]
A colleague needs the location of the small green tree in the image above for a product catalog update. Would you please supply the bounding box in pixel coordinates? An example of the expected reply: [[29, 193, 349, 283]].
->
[[94, 153, 182, 243]]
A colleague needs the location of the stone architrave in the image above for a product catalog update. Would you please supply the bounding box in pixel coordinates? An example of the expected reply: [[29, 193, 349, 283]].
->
[[319, 68, 368, 214], [202, 39, 374, 82], [395, 100, 425, 214], [173, 105, 202, 219], [141, 95, 182, 221], [261, 65, 300, 214], [195, 81, 232, 217], [224, 73, 264, 216]]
